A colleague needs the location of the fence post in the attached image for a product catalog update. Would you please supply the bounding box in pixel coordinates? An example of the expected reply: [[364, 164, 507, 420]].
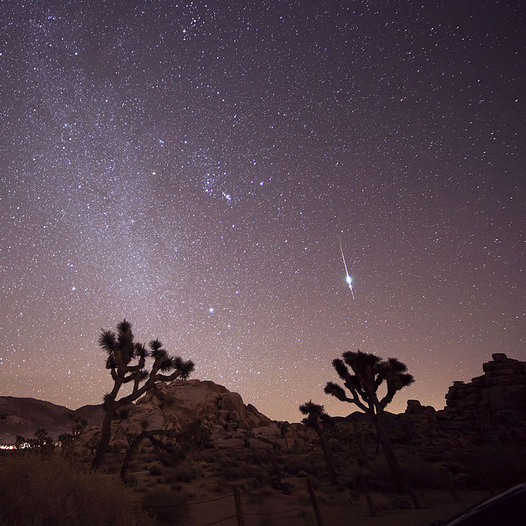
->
[[233, 487, 245, 526], [306, 478, 324, 526]]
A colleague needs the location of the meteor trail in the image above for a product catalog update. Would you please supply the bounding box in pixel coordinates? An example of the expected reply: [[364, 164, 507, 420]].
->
[[338, 240, 355, 299]]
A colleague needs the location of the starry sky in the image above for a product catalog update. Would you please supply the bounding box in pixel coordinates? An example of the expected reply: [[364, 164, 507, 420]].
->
[[1, 0, 525, 422]]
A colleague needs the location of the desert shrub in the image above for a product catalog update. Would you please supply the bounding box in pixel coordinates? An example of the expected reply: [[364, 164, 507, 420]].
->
[[102, 461, 120, 474], [0, 455, 150, 525], [140, 418, 151, 429], [222, 465, 245, 481], [282, 454, 322, 477], [368, 492, 408, 512], [116, 407, 131, 420], [126, 474, 138, 487], [157, 446, 186, 467], [402, 456, 447, 489], [211, 483, 225, 493], [163, 464, 203, 483], [194, 450, 216, 464], [149, 465, 162, 476], [281, 482, 294, 495], [247, 465, 269, 483], [214, 457, 244, 478], [462, 444, 526, 489], [247, 478, 265, 490], [247, 451, 269, 466], [177, 419, 212, 450], [219, 457, 241, 468], [161, 394, 177, 409], [142, 488, 188, 524]]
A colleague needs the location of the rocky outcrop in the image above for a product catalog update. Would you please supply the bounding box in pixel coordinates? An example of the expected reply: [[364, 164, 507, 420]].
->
[[107, 379, 310, 452], [345, 354, 526, 449], [439, 353, 526, 435], [401, 400, 439, 440]]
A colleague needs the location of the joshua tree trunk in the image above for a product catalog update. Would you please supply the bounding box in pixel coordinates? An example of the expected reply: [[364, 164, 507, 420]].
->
[[318, 431, 338, 485], [92, 399, 115, 470], [121, 430, 148, 480], [374, 409, 407, 494]]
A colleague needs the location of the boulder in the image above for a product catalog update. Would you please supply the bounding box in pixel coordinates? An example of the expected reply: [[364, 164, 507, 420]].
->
[[219, 393, 247, 426], [215, 438, 245, 449], [248, 438, 272, 450]]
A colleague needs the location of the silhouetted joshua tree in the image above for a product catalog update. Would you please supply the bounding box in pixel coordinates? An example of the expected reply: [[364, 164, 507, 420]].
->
[[91, 319, 194, 470], [324, 350, 414, 493], [299, 401, 338, 485]]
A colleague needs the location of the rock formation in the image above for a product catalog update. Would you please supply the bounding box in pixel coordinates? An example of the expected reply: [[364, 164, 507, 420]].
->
[[439, 353, 526, 437], [95, 379, 312, 453], [343, 354, 526, 448]]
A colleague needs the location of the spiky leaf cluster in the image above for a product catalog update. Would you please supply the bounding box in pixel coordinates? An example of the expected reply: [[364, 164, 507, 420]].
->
[[299, 400, 333, 431], [324, 350, 414, 414]]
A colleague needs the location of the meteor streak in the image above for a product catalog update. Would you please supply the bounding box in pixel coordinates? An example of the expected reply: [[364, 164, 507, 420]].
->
[[339, 240, 355, 299]]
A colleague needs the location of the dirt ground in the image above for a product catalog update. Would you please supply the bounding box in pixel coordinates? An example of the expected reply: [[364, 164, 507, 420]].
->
[[143, 474, 490, 526]]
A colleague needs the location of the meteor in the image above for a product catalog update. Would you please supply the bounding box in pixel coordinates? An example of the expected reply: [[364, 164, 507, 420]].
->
[[338, 240, 355, 299]]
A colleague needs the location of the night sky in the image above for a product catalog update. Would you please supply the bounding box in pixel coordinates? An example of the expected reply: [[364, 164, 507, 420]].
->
[[1, 1, 524, 422]]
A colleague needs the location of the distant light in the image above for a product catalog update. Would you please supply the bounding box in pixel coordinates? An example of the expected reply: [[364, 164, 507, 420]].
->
[[209, 307, 214, 313]]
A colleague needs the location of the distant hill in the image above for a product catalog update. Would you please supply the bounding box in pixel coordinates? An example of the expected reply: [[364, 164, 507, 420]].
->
[[0, 396, 103, 443]]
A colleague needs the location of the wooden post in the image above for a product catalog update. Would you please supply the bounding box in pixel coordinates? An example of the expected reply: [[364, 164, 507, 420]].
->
[[306, 478, 324, 526], [233, 487, 245, 526], [358, 474, 376, 517]]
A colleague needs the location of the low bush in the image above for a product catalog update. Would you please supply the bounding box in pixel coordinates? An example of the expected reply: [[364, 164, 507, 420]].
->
[[149, 465, 162, 476], [163, 463, 204, 483], [0, 455, 150, 525]]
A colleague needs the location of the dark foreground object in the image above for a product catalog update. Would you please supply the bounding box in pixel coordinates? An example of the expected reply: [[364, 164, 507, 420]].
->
[[442, 483, 526, 526]]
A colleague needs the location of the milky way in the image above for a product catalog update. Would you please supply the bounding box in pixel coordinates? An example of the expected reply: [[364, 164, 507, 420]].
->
[[1, 1, 524, 421]]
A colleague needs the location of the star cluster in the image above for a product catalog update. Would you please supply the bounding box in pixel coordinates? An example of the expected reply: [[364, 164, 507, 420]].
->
[[1, 0, 524, 421]]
